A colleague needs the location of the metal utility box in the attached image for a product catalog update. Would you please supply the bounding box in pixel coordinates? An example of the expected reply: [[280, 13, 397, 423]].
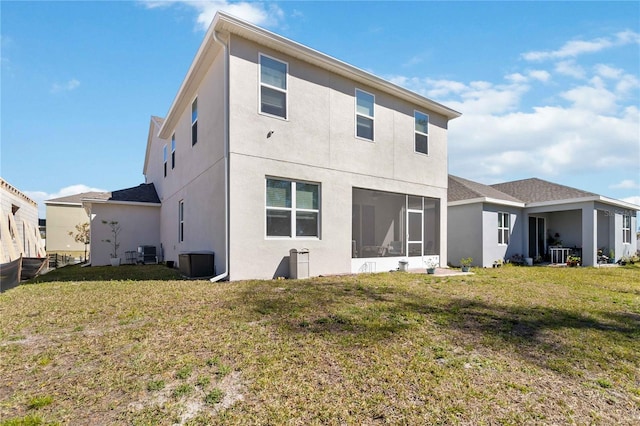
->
[[289, 248, 309, 279], [138, 245, 158, 264], [179, 251, 214, 278]]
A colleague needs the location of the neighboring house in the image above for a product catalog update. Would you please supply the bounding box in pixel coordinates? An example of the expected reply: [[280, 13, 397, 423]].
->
[[91, 12, 461, 279], [448, 175, 640, 267], [81, 184, 161, 266], [0, 177, 45, 262], [45, 192, 100, 259]]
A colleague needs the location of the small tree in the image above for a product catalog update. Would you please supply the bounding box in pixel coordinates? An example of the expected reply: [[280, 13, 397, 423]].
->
[[101, 220, 121, 259], [68, 222, 90, 262]]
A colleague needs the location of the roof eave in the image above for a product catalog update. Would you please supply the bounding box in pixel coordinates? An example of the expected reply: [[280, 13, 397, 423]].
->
[[449, 197, 525, 208], [81, 198, 162, 208], [527, 196, 640, 211], [158, 17, 221, 139]]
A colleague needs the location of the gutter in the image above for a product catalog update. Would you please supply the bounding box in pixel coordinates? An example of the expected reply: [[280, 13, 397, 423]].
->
[[210, 29, 230, 282]]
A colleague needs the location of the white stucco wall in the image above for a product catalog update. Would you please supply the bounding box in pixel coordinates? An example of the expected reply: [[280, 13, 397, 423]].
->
[[89, 203, 161, 266], [481, 204, 523, 267], [225, 36, 451, 280], [145, 51, 227, 274], [448, 203, 484, 268], [144, 26, 455, 280]]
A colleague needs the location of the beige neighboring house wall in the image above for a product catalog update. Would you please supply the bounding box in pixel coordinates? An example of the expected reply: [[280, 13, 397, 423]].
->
[[1, 178, 46, 262], [139, 12, 460, 281], [45, 192, 99, 258]]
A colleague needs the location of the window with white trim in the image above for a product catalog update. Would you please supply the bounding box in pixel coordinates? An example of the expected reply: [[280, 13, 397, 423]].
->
[[355, 89, 374, 140], [498, 212, 510, 245], [163, 144, 168, 178], [191, 97, 198, 145], [266, 178, 319, 238], [259, 54, 287, 119], [171, 134, 176, 169], [622, 214, 631, 244], [414, 111, 429, 154], [178, 200, 184, 242]]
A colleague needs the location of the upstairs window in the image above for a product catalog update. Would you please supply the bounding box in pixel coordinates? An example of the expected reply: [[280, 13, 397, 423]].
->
[[266, 178, 319, 238], [622, 214, 631, 244], [191, 98, 198, 146], [178, 200, 184, 242], [498, 212, 510, 245], [355, 89, 374, 140], [260, 54, 287, 119], [163, 144, 168, 178], [171, 134, 176, 169], [414, 111, 429, 155]]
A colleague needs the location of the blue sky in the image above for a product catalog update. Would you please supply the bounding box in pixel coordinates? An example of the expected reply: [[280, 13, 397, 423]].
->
[[1, 1, 639, 220]]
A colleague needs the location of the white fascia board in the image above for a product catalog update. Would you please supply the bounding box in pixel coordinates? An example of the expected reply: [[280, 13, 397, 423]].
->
[[526, 196, 640, 211], [81, 198, 161, 208], [43, 201, 82, 207], [448, 197, 524, 208], [597, 196, 640, 211]]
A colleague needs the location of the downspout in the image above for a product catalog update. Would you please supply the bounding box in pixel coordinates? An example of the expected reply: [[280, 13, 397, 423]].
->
[[211, 29, 230, 282]]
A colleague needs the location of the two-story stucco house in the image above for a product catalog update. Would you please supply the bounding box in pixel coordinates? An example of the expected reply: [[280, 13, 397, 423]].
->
[[87, 12, 460, 279]]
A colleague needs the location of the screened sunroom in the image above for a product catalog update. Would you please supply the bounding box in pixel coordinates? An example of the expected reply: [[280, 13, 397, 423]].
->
[[351, 188, 440, 272]]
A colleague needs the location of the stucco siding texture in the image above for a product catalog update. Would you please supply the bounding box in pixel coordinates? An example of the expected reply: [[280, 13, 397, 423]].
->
[[229, 154, 447, 280], [228, 36, 450, 190], [90, 203, 161, 266], [448, 203, 483, 267], [225, 35, 450, 280]]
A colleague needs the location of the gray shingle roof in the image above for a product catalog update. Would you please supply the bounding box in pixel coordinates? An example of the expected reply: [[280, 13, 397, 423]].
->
[[490, 178, 597, 204], [448, 175, 522, 203], [46, 191, 109, 204], [110, 183, 160, 203], [47, 184, 160, 205]]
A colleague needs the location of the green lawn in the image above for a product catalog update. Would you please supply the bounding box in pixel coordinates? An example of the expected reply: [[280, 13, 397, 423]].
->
[[1, 265, 639, 425]]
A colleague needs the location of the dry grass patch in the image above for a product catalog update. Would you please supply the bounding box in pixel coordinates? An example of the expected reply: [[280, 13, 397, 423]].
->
[[1, 264, 639, 424]]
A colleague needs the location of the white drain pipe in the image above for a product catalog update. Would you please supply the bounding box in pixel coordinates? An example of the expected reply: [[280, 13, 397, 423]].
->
[[211, 29, 230, 282]]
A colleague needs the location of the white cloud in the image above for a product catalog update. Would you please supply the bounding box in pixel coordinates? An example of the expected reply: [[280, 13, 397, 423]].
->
[[594, 64, 623, 80], [555, 60, 586, 79], [610, 180, 640, 190], [522, 30, 640, 61], [139, 0, 284, 31], [505, 73, 527, 83], [25, 184, 107, 218], [560, 84, 618, 113], [50, 78, 80, 94], [528, 70, 551, 82]]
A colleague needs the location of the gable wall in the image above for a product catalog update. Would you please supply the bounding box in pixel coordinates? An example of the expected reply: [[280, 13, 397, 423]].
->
[[227, 36, 450, 188]]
